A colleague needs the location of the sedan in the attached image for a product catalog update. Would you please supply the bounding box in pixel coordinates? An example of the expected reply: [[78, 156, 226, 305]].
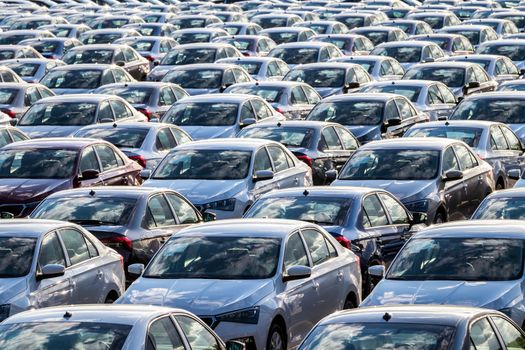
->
[[411, 33, 475, 56], [1, 58, 65, 83], [363, 221, 525, 328], [477, 39, 525, 69], [0, 125, 27, 148], [331, 138, 495, 223], [0, 219, 124, 322], [379, 19, 434, 36], [299, 305, 525, 350], [216, 56, 290, 81], [141, 138, 312, 219], [331, 55, 405, 81], [406, 11, 461, 29], [267, 42, 343, 68], [442, 54, 521, 83], [440, 24, 500, 48], [371, 40, 446, 70], [19, 37, 82, 60], [119, 219, 361, 350], [259, 27, 316, 45]]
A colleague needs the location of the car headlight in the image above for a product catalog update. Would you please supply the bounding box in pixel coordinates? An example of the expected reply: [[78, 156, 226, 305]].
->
[[216, 307, 260, 324], [202, 198, 236, 211], [0, 304, 10, 321], [404, 199, 429, 212]]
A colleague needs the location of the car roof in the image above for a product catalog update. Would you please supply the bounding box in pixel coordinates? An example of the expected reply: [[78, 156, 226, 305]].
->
[[272, 41, 335, 49], [462, 91, 525, 100], [322, 92, 400, 102], [217, 56, 281, 63], [246, 120, 340, 129], [289, 62, 362, 70], [480, 39, 525, 46], [1, 58, 51, 64], [174, 43, 234, 49], [50, 64, 114, 71], [77, 121, 173, 131], [360, 137, 457, 150], [377, 40, 436, 47], [339, 55, 391, 62], [2, 137, 100, 150], [44, 186, 175, 200], [258, 186, 383, 199], [0, 219, 74, 238], [409, 61, 476, 69], [415, 220, 525, 239], [69, 44, 127, 50], [97, 82, 178, 89], [36, 94, 115, 103], [366, 79, 439, 87], [260, 27, 313, 33], [409, 120, 498, 129], [168, 63, 237, 71], [175, 93, 257, 103], [230, 81, 306, 88], [174, 137, 278, 151]]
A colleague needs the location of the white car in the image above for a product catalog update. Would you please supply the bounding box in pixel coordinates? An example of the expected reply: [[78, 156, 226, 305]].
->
[[118, 219, 362, 350]]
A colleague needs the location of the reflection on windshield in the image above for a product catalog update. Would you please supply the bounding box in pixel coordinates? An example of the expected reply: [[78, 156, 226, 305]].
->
[[163, 69, 222, 88], [96, 86, 152, 105], [373, 46, 422, 63], [479, 44, 525, 61], [407, 126, 483, 147], [41, 70, 102, 89], [404, 67, 465, 87], [75, 127, 148, 149], [286, 68, 346, 87], [0, 237, 36, 277], [270, 48, 319, 65], [162, 102, 238, 126], [0, 149, 77, 179], [20, 102, 98, 126], [239, 126, 313, 147], [450, 98, 525, 123], [228, 86, 282, 102], [473, 197, 525, 220], [308, 101, 384, 125], [62, 49, 114, 64], [162, 48, 216, 65], [364, 86, 421, 102]]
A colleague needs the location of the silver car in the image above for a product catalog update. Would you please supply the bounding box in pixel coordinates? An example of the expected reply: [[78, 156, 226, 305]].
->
[[119, 219, 362, 350], [0, 219, 125, 322], [216, 56, 290, 81]]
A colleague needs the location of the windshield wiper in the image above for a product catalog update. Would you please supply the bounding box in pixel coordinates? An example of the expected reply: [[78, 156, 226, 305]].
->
[[300, 219, 334, 225], [69, 219, 118, 226]]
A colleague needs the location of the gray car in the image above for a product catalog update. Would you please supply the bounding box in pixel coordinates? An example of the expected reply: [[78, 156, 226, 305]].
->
[[477, 39, 525, 69], [259, 26, 316, 44], [0, 219, 125, 322], [363, 220, 525, 328], [1, 58, 65, 84], [330, 55, 405, 81], [141, 138, 312, 219], [441, 54, 521, 82], [299, 305, 525, 350], [268, 41, 343, 68], [472, 187, 525, 219], [371, 40, 446, 70], [0, 82, 54, 121], [216, 56, 290, 81]]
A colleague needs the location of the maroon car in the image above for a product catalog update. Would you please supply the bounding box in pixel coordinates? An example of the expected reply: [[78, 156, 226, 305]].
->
[[0, 138, 143, 217]]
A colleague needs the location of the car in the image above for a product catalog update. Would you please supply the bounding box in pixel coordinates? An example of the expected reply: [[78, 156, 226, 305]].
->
[[169, 14, 223, 29], [89, 14, 144, 29], [40, 64, 134, 94], [0, 124, 28, 147], [449, 92, 525, 142], [216, 56, 290, 81], [489, 10, 525, 32], [209, 11, 249, 23], [141, 138, 312, 219], [333, 12, 383, 30], [498, 79, 525, 91], [18, 37, 82, 60], [213, 35, 277, 57], [283, 62, 373, 98], [38, 23, 92, 39], [1, 58, 64, 84], [0, 219, 125, 322], [171, 28, 229, 45], [299, 305, 525, 350], [74, 122, 192, 169], [208, 21, 263, 36], [0, 82, 54, 121], [259, 26, 316, 44], [122, 22, 178, 37], [464, 18, 519, 37], [349, 26, 408, 46], [161, 94, 282, 140], [406, 120, 525, 189], [306, 93, 429, 143], [293, 20, 348, 35], [370, 40, 446, 70], [411, 33, 475, 56], [0, 45, 43, 61], [359, 80, 457, 121], [94, 82, 188, 121], [0, 305, 240, 350], [224, 81, 321, 120], [31, 186, 207, 271], [119, 218, 361, 350], [161, 63, 253, 95], [442, 54, 521, 82], [440, 24, 500, 48], [308, 34, 374, 56], [252, 13, 303, 28], [331, 138, 495, 223], [362, 220, 525, 328], [147, 43, 243, 81], [406, 10, 462, 29], [0, 30, 55, 45], [79, 28, 142, 45], [331, 55, 405, 81], [268, 41, 343, 68], [403, 61, 498, 98], [472, 188, 525, 219], [379, 19, 434, 35], [477, 39, 525, 69]]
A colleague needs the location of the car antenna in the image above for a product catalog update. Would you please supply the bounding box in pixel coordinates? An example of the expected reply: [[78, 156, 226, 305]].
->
[[383, 312, 392, 322], [277, 121, 281, 127], [113, 122, 117, 128], [445, 121, 450, 126], [63, 311, 72, 319], [303, 189, 309, 196], [89, 189, 96, 197]]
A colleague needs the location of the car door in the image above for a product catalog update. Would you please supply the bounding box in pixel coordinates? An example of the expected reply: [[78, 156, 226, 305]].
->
[[267, 144, 297, 189], [77, 146, 105, 187], [488, 125, 519, 188], [394, 97, 427, 135], [469, 317, 505, 350], [56, 228, 102, 304], [33, 231, 72, 308], [174, 315, 224, 350], [441, 145, 467, 221], [289, 86, 311, 120], [250, 147, 277, 200], [93, 143, 129, 185], [318, 126, 352, 176], [145, 316, 186, 350], [376, 193, 413, 261]]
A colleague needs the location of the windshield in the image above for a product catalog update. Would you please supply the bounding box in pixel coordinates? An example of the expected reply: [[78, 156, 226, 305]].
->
[[75, 128, 148, 149], [173, 33, 211, 44], [0, 322, 131, 349], [227, 86, 282, 103], [473, 197, 525, 220], [415, 16, 444, 28], [144, 236, 281, 279], [128, 40, 154, 52], [163, 69, 222, 88], [161, 48, 217, 65], [3, 63, 39, 77], [256, 17, 287, 28], [404, 67, 465, 87], [32, 197, 136, 226], [0, 34, 34, 45], [234, 62, 261, 75], [0, 50, 15, 60], [340, 149, 440, 180], [319, 38, 348, 50], [267, 32, 298, 44], [0, 237, 36, 277], [452, 30, 480, 44], [450, 98, 525, 123], [286, 68, 345, 88], [81, 33, 122, 45], [373, 46, 422, 63], [349, 60, 374, 73], [247, 197, 350, 225], [479, 44, 525, 61], [388, 237, 525, 281], [499, 83, 525, 92], [0, 89, 18, 104], [29, 41, 60, 54], [270, 48, 319, 65], [20, 102, 98, 126], [163, 102, 238, 126], [96, 86, 152, 105], [358, 31, 387, 45], [221, 38, 253, 51], [406, 126, 483, 147], [308, 101, 384, 125], [239, 126, 313, 147], [0, 148, 77, 179], [50, 28, 72, 38], [420, 37, 449, 50], [41, 70, 102, 89], [306, 24, 329, 34], [62, 49, 114, 64], [299, 323, 455, 350], [364, 85, 421, 102], [457, 58, 489, 70], [153, 150, 251, 180]]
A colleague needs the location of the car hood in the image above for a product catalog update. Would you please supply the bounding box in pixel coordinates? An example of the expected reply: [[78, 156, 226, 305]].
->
[[0, 277, 27, 304], [332, 179, 436, 202], [18, 125, 82, 138], [143, 178, 246, 204], [119, 278, 274, 315], [181, 126, 237, 140], [0, 178, 71, 203], [362, 279, 521, 310]]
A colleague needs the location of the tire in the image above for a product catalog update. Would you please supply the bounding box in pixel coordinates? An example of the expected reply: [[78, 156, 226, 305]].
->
[[343, 296, 356, 309], [433, 211, 445, 224], [105, 294, 116, 304], [496, 181, 504, 190], [266, 323, 286, 350]]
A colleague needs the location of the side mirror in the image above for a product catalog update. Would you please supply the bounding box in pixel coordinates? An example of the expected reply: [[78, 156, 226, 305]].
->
[[520, 68, 525, 76], [368, 265, 385, 279], [37, 264, 65, 281], [411, 212, 428, 225], [153, 60, 160, 66], [443, 169, 463, 181], [253, 169, 274, 182], [128, 263, 144, 277], [115, 61, 125, 67], [226, 341, 246, 350], [508, 168, 521, 180], [240, 118, 256, 128], [9, 118, 17, 126], [466, 81, 480, 89], [343, 82, 360, 93], [283, 265, 312, 282], [385, 118, 402, 127], [140, 169, 152, 179], [423, 57, 435, 63], [219, 85, 228, 92], [325, 169, 338, 181], [80, 169, 100, 181], [202, 210, 216, 222], [0, 212, 13, 219]]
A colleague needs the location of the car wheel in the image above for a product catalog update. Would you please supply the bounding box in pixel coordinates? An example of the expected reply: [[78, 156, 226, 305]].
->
[[266, 323, 286, 350], [105, 294, 116, 304], [496, 180, 504, 190], [433, 211, 445, 224], [343, 296, 356, 309]]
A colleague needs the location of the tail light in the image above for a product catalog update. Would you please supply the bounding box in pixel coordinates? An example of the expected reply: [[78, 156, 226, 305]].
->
[[1, 109, 16, 118], [136, 108, 152, 120], [335, 235, 351, 249], [101, 236, 133, 251], [275, 107, 284, 114], [294, 152, 313, 168], [128, 154, 147, 168], [145, 55, 155, 62]]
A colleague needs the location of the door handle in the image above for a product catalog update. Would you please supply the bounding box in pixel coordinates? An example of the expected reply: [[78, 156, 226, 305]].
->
[[337, 271, 344, 281], [97, 271, 103, 279], [294, 177, 299, 185], [313, 282, 320, 290]]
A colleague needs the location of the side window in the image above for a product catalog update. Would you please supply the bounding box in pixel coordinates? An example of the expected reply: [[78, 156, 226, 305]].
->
[[38, 232, 66, 267], [223, 69, 236, 86], [266, 61, 279, 77], [495, 59, 508, 75], [268, 146, 290, 172], [470, 318, 502, 350], [453, 144, 477, 170], [335, 126, 359, 150], [1, 70, 17, 82], [94, 144, 119, 171], [378, 193, 410, 225], [101, 71, 115, 85], [58, 229, 90, 265], [253, 148, 272, 172], [146, 317, 184, 350], [110, 100, 132, 120], [146, 195, 176, 228], [24, 87, 41, 106], [291, 87, 308, 105], [501, 126, 522, 151], [319, 127, 343, 151], [171, 87, 187, 101], [80, 146, 100, 173], [362, 194, 389, 228], [112, 69, 130, 83], [442, 147, 460, 172], [395, 98, 416, 119], [302, 229, 331, 266], [85, 237, 98, 258], [491, 317, 525, 349], [97, 101, 114, 121], [391, 60, 405, 75], [491, 126, 509, 151], [427, 85, 444, 105], [166, 193, 200, 224], [380, 61, 394, 76], [302, 86, 321, 104], [473, 65, 489, 83], [384, 100, 400, 121], [9, 129, 27, 143], [175, 316, 221, 350], [251, 99, 272, 120], [38, 87, 54, 98], [156, 128, 177, 151], [319, 48, 329, 61], [505, 59, 519, 75], [170, 128, 192, 145], [438, 85, 456, 104], [159, 88, 176, 106], [284, 232, 309, 269], [240, 103, 256, 121], [123, 48, 135, 62], [114, 50, 126, 62]]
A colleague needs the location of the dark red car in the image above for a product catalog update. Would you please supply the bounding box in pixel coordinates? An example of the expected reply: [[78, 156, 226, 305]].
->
[[0, 138, 143, 217]]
